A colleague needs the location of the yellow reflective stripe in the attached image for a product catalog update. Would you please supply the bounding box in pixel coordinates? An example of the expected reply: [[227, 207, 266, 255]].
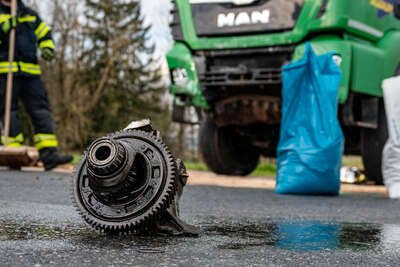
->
[[19, 62, 41, 75], [0, 15, 36, 24], [2, 133, 24, 143], [0, 14, 11, 23], [34, 134, 57, 143], [13, 133, 24, 143], [34, 22, 46, 35], [34, 134, 58, 150], [0, 61, 18, 73], [0, 62, 42, 75], [0, 62, 18, 67], [1, 133, 24, 146], [39, 40, 55, 49], [35, 22, 51, 40], [0, 62, 17, 66], [18, 15, 37, 23], [37, 25, 49, 40], [35, 140, 58, 150]]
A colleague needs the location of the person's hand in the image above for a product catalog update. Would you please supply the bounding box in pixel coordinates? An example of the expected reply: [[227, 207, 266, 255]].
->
[[1, 16, 17, 34], [41, 48, 55, 61]]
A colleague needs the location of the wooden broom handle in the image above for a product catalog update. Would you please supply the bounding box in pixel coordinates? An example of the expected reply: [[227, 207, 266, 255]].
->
[[3, 0, 17, 146]]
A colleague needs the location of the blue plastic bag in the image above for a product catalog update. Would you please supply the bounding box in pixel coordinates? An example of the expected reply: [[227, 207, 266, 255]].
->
[[276, 43, 344, 195]]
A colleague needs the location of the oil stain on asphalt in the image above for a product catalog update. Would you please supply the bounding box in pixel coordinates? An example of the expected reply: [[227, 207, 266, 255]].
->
[[1, 220, 400, 253], [0, 222, 170, 254]]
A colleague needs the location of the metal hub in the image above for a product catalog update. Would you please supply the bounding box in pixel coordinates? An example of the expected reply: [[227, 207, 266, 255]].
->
[[87, 139, 129, 188]]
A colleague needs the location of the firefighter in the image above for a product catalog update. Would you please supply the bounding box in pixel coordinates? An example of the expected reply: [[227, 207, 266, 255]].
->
[[0, 0, 72, 170]]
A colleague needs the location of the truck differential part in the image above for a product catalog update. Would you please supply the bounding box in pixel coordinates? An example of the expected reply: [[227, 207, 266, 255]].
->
[[72, 120, 199, 236]]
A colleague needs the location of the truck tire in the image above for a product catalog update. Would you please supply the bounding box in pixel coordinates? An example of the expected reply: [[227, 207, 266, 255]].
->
[[361, 100, 388, 185], [199, 117, 260, 176]]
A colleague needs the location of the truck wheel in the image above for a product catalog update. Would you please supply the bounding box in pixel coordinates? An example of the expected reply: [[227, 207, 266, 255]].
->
[[199, 118, 260, 176], [361, 100, 388, 185]]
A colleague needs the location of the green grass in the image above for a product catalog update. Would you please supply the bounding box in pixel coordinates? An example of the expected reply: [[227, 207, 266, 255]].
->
[[184, 161, 210, 172], [251, 162, 277, 177], [185, 160, 277, 177], [72, 153, 83, 165]]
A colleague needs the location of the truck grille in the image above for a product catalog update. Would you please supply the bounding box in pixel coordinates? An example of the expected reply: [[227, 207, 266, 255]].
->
[[202, 67, 282, 86], [190, 0, 304, 37], [196, 46, 294, 103]]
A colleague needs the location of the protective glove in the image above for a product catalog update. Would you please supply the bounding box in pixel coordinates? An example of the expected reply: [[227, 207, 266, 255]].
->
[[41, 48, 55, 61], [1, 16, 17, 34]]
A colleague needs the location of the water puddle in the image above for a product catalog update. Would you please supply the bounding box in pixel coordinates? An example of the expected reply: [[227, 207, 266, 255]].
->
[[1, 220, 400, 253], [204, 221, 400, 252]]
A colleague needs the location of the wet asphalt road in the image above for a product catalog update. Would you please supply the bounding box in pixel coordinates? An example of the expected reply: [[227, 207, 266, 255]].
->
[[1, 170, 400, 266]]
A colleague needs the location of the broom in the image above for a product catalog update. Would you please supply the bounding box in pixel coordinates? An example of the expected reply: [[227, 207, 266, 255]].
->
[[0, 0, 38, 168]]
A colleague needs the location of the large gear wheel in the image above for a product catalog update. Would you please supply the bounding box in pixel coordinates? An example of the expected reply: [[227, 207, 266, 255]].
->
[[72, 123, 197, 236]]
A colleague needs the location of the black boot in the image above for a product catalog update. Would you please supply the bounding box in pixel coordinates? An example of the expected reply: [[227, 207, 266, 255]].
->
[[39, 147, 73, 171]]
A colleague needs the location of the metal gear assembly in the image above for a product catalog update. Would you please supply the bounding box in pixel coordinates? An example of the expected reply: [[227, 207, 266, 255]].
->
[[72, 120, 199, 236]]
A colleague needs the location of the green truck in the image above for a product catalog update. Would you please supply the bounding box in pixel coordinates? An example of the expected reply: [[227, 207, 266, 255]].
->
[[166, 0, 400, 184]]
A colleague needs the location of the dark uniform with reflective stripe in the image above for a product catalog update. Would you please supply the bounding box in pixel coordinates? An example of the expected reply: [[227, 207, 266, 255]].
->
[[0, 0, 58, 150]]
